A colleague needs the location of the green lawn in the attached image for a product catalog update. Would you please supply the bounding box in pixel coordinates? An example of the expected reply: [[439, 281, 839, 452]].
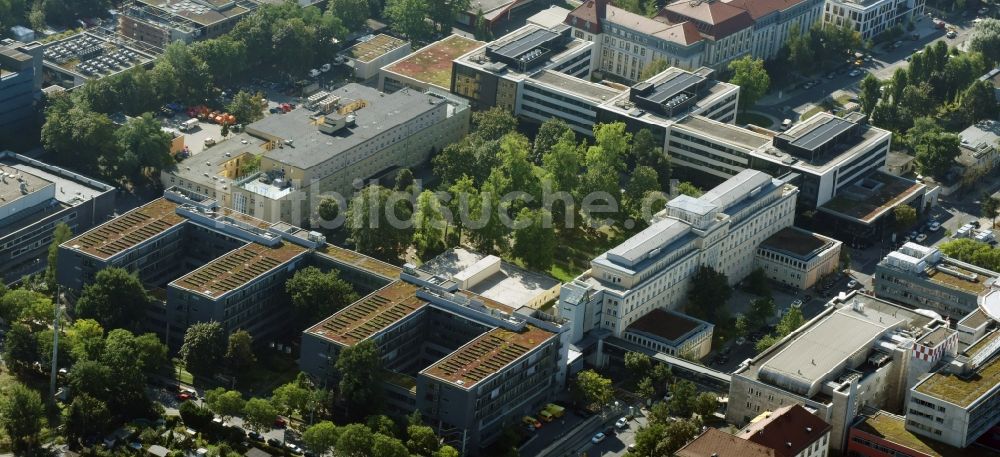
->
[[736, 112, 773, 128], [801, 105, 825, 121]]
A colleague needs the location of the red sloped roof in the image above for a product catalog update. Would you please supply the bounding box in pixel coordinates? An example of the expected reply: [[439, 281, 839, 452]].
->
[[565, 0, 609, 34], [722, 0, 808, 20]]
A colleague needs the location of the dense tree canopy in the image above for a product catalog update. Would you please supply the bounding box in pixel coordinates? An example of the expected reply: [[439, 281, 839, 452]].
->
[[179, 321, 227, 374], [75, 268, 150, 331], [285, 267, 359, 326], [728, 56, 770, 110]]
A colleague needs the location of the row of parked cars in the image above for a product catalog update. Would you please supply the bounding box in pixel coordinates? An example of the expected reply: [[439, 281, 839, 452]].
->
[[522, 403, 565, 431]]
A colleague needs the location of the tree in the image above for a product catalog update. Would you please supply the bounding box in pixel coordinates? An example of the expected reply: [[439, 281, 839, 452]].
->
[[893, 205, 917, 235], [336, 423, 375, 457], [624, 351, 652, 378], [303, 421, 340, 455], [242, 398, 278, 432], [859, 74, 882, 117], [346, 184, 413, 261], [190, 36, 248, 85], [969, 18, 1000, 65], [728, 56, 770, 111], [179, 401, 214, 429], [472, 107, 518, 142], [330, 0, 370, 29], [406, 424, 440, 455], [427, 0, 470, 32], [748, 296, 776, 328], [2, 289, 52, 327], [909, 118, 960, 178], [961, 79, 999, 124], [41, 99, 116, 174], [734, 314, 749, 338], [75, 267, 150, 330], [272, 381, 311, 417], [746, 267, 771, 297], [285, 267, 359, 326], [133, 332, 169, 374], [158, 42, 213, 105], [446, 175, 476, 243], [385, 0, 432, 40], [434, 446, 461, 457], [624, 165, 661, 222], [366, 414, 397, 437], [412, 190, 447, 258], [336, 339, 383, 419], [580, 123, 631, 224], [982, 193, 1000, 228], [636, 377, 655, 399], [62, 394, 110, 444], [541, 130, 583, 224], [755, 334, 781, 353], [776, 307, 804, 336], [179, 321, 227, 374], [270, 17, 317, 77], [694, 392, 718, 418], [45, 222, 73, 289], [574, 370, 613, 410], [661, 418, 701, 454], [114, 114, 174, 178], [512, 208, 556, 270], [668, 380, 698, 418], [66, 360, 112, 401], [532, 118, 572, 164], [68, 319, 104, 362], [395, 168, 415, 192], [466, 178, 508, 255], [205, 388, 246, 421], [227, 90, 267, 125], [676, 182, 703, 197], [224, 329, 257, 372], [640, 59, 670, 80], [3, 323, 38, 369], [686, 266, 732, 323], [631, 129, 670, 188], [318, 197, 340, 222], [100, 329, 149, 412], [372, 433, 409, 457], [0, 383, 44, 452]]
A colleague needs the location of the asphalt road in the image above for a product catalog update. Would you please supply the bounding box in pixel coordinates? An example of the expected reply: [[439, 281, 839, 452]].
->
[[755, 14, 976, 123]]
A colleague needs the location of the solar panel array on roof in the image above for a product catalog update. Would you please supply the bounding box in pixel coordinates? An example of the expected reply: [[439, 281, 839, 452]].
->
[[645, 72, 704, 104], [173, 242, 305, 297], [70, 199, 184, 259], [790, 117, 854, 151], [489, 28, 558, 60], [433, 333, 532, 385], [316, 282, 425, 345]]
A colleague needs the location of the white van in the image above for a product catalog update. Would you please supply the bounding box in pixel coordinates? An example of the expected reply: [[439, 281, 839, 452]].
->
[[781, 119, 792, 130], [179, 118, 198, 131]]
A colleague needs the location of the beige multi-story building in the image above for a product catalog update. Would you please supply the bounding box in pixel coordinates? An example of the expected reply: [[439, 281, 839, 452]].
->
[[564, 0, 824, 81], [755, 226, 842, 290], [558, 170, 798, 343], [161, 83, 470, 225], [727, 292, 955, 451]]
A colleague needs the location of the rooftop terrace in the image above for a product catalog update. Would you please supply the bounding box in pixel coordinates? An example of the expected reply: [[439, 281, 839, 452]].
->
[[423, 325, 554, 389], [384, 35, 483, 89], [626, 308, 708, 343], [317, 244, 401, 279], [172, 241, 307, 298], [853, 411, 995, 457], [350, 34, 408, 63], [926, 262, 992, 294], [915, 353, 1000, 407], [820, 172, 924, 224], [306, 281, 426, 346], [65, 198, 185, 260], [758, 227, 836, 260]]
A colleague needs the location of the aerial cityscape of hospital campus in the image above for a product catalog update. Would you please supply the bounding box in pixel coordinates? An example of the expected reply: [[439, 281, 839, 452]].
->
[[3, 0, 1000, 455]]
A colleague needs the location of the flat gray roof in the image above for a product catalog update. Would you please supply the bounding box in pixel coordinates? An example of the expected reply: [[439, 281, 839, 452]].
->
[[531, 71, 622, 103], [747, 294, 932, 398], [667, 194, 717, 216], [167, 132, 264, 189], [783, 116, 854, 151], [674, 115, 771, 150], [419, 247, 560, 309], [701, 169, 773, 210], [251, 84, 447, 170], [606, 217, 691, 267]]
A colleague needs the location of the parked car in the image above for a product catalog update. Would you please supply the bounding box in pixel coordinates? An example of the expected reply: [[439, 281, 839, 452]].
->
[[929, 222, 941, 232], [735, 336, 746, 346], [947, 30, 957, 39], [915, 233, 928, 243], [247, 431, 263, 441], [319, 63, 331, 72], [308, 69, 321, 78], [847, 280, 859, 289], [522, 416, 541, 429], [175, 392, 191, 401], [592, 432, 607, 444], [615, 417, 629, 429], [791, 299, 803, 309], [267, 438, 281, 447], [274, 417, 287, 428], [848, 69, 862, 77]]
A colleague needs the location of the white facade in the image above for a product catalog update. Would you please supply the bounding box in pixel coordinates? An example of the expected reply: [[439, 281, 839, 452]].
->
[[822, 0, 925, 41], [559, 170, 798, 342]]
